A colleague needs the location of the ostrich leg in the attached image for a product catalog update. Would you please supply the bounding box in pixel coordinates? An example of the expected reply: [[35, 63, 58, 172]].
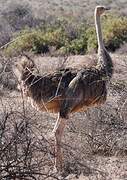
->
[[53, 77, 83, 170], [53, 115, 66, 170]]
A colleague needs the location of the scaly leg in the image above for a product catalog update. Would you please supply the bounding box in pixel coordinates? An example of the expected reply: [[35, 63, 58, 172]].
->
[[53, 114, 67, 170]]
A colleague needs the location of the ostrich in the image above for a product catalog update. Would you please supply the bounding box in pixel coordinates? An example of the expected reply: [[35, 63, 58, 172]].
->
[[14, 6, 113, 171]]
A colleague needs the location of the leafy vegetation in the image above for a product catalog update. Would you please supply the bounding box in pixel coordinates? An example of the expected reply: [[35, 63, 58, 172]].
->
[[4, 15, 127, 56], [103, 15, 127, 51]]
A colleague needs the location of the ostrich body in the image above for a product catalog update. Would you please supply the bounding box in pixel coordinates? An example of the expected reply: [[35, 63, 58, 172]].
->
[[14, 6, 113, 170]]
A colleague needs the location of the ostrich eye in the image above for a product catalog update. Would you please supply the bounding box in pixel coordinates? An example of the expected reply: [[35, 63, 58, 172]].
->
[[101, 7, 104, 11]]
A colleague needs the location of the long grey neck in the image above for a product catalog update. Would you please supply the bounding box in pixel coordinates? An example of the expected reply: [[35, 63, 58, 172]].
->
[[95, 10, 113, 79], [95, 11, 104, 50]]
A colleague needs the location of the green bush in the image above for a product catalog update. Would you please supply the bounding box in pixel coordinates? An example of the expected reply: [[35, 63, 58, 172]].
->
[[103, 15, 127, 51], [86, 27, 97, 52], [4, 14, 127, 56], [5, 29, 45, 56], [86, 15, 127, 52], [4, 17, 88, 56], [68, 38, 87, 54]]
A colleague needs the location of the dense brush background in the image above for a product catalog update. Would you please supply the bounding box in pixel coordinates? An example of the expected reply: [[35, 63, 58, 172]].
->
[[0, 0, 127, 179]]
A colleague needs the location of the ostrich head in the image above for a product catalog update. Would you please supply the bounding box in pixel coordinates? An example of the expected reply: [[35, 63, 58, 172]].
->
[[95, 6, 110, 16]]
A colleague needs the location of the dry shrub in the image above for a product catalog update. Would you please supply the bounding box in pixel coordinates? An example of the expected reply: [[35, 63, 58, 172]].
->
[[117, 43, 127, 54], [0, 53, 17, 92], [0, 98, 59, 179], [2, 4, 40, 31]]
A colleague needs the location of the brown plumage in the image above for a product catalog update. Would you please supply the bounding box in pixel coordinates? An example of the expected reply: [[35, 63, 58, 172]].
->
[[14, 6, 113, 171]]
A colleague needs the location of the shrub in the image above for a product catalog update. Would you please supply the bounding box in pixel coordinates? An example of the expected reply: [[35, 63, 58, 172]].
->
[[86, 15, 127, 52], [4, 27, 69, 56], [86, 27, 97, 53], [67, 38, 87, 54], [4, 18, 88, 56], [2, 4, 39, 31], [103, 15, 127, 51], [4, 29, 42, 56], [4, 14, 127, 56]]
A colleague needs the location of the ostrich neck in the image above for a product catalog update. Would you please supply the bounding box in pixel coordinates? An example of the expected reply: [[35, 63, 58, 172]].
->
[[95, 12, 113, 78], [95, 13, 104, 49]]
